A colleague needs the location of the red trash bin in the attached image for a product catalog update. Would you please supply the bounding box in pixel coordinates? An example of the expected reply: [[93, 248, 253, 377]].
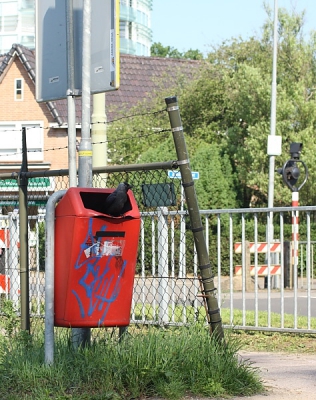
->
[[54, 187, 140, 328]]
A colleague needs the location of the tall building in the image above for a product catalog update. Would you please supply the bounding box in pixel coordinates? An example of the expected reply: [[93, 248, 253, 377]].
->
[[0, 0, 34, 53], [0, 0, 152, 56], [120, 0, 152, 56]]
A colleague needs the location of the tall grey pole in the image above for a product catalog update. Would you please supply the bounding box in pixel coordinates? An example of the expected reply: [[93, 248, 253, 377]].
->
[[92, 93, 107, 187], [78, 0, 92, 188], [267, 0, 278, 288], [66, 0, 77, 188], [268, 0, 278, 213], [165, 96, 224, 340], [73, 0, 92, 348]]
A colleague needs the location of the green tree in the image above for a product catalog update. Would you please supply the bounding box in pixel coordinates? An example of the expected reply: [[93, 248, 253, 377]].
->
[[178, 7, 316, 208], [111, 7, 316, 209], [191, 143, 237, 210], [151, 42, 203, 59]]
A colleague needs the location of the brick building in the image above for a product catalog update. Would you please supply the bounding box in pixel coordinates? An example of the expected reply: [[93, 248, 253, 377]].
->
[[0, 44, 200, 174]]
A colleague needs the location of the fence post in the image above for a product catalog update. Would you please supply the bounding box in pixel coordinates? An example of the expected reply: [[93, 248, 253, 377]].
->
[[284, 240, 291, 288], [165, 96, 224, 340], [245, 241, 252, 292], [19, 127, 30, 332], [157, 207, 169, 323], [74, 0, 92, 349]]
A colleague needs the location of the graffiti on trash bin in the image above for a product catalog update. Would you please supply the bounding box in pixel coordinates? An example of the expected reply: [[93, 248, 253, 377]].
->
[[72, 218, 127, 323]]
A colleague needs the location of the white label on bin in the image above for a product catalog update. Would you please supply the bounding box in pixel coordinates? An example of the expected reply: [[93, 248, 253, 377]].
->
[[83, 240, 124, 258]]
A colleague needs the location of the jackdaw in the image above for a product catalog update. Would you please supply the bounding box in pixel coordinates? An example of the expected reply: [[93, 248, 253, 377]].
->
[[104, 182, 132, 216]]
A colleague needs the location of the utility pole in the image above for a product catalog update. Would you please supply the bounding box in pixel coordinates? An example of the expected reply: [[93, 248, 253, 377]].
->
[[73, 0, 92, 348], [92, 93, 107, 187], [266, 0, 281, 289], [267, 0, 279, 219], [66, 0, 77, 188]]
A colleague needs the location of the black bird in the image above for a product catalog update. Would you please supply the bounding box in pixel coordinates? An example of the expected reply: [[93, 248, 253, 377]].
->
[[104, 182, 132, 216]]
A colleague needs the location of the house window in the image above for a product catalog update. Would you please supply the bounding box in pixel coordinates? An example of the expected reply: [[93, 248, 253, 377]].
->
[[0, 122, 43, 162], [14, 78, 23, 100]]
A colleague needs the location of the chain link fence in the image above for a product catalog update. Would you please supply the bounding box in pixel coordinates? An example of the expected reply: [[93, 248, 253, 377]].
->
[[2, 164, 316, 340], [0, 164, 210, 340]]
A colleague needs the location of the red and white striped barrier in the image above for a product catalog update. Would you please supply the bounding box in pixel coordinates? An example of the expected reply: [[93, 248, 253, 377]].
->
[[234, 242, 281, 254], [235, 265, 281, 276], [234, 241, 281, 277]]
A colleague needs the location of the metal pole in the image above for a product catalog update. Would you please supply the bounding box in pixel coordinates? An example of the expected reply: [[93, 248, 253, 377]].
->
[[19, 127, 30, 332], [92, 93, 107, 187], [45, 190, 67, 365], [292, 191, 299, 328], [74, 0, 92, 348], [165, 96, 224, 340], [157, 207, 169, 323], [267, 0, 278, 211], [78, 0, 92, 188], [66, 0, 77, 188], [267, 0, 278, 289]]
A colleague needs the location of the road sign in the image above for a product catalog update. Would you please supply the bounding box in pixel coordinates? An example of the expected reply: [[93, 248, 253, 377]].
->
[[168, 170, 199, 180], [36, 0, 120, 102]]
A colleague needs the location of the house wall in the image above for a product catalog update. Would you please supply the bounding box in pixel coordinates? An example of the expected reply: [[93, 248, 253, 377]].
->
[[0, 56, 69, 172]]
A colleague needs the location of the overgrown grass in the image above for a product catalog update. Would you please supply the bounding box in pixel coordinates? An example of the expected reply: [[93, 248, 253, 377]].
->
[[0, 323, 263, 400], [3, 298, 316, 399]]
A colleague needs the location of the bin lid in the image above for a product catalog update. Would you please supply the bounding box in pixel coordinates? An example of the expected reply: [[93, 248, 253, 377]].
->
[[55, 187, 140, 218]]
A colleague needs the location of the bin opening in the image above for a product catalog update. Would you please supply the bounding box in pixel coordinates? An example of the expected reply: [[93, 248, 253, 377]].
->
[[80, 191, 133, 215]]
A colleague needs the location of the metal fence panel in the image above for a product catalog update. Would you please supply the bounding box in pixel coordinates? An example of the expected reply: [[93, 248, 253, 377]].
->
[[1, 170, 316, 334]]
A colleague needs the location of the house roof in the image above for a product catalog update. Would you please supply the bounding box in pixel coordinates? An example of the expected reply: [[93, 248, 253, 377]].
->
[[0, 44, 201, 126]]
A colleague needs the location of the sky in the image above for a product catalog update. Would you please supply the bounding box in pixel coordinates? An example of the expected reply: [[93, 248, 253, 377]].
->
[[151, 0, 316, 56]]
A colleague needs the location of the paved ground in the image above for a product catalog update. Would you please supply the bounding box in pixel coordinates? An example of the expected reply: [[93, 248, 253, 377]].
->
[[233, 351, 316, 400]]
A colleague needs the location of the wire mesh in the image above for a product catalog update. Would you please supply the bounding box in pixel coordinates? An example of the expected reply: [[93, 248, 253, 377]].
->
[[0, 166, 208, 341], [2, 168, 316, 338]]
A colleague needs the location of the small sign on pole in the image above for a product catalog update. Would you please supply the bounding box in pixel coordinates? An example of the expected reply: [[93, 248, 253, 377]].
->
[[168, 170, 199, 180]]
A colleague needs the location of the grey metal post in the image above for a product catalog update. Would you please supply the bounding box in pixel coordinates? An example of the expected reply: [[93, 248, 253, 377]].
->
[[66, 0, 77, 188], [165, 96, 224, 340], [74, 0, 92, 348], [78, 0, 92, 189], [267, 0, 278, 288], [19, 127, 30, 332], [92, 93, 107, 187], [45, 190, 67, 365], [157, 207, 169, 323], [267, 0, 278, 212]]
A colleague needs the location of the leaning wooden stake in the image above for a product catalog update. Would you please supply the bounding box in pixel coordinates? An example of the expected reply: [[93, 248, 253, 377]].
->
[[165, 96, 224, 341]]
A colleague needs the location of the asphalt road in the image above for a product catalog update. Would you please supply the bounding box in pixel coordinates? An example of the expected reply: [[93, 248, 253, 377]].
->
[[220, 290, 316, 318]]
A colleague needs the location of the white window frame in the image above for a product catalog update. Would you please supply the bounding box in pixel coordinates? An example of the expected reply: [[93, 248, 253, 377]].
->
[[14, 78, 23, 101], [0, 121, 44, 162]]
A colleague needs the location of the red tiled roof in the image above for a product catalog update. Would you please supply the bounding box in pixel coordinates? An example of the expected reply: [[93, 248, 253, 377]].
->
[[0, 44, 201, 125]]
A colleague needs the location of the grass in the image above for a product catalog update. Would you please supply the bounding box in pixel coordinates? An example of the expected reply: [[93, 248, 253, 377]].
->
[[2, 298, 316, 399], [0, 324, 263, 400]]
